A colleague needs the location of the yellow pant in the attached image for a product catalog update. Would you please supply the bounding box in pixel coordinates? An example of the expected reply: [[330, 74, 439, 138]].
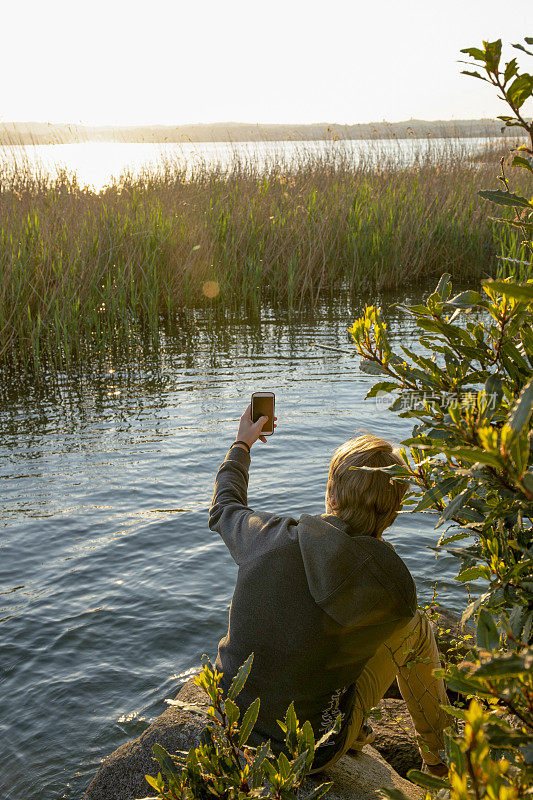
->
[[310, 609, 453, 773]]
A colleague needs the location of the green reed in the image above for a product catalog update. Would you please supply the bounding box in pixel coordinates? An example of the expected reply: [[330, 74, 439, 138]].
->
[[0, 139, 526, 373]]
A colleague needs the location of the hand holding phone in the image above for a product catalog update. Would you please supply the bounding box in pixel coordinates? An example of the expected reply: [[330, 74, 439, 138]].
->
[[235, 394, 276, 449]]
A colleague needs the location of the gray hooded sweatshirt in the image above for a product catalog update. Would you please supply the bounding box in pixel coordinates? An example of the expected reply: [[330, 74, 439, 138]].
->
[[209, 444, 417, 769]]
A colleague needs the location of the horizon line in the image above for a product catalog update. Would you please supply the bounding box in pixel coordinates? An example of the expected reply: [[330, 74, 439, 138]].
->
[[0, 116, 511, 129]]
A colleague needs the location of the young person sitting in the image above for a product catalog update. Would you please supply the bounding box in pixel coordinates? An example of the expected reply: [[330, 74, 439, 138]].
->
[[209, 405, 451, 776]]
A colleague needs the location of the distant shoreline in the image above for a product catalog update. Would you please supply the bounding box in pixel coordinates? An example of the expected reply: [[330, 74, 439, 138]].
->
[[0, 118, 523, 146]]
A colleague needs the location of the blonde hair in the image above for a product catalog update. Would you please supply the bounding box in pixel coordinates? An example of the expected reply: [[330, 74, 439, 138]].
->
[[326, 433, 407, 538]]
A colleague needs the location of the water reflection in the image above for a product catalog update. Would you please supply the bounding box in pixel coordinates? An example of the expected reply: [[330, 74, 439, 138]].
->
[[2, 137, 495, 191]]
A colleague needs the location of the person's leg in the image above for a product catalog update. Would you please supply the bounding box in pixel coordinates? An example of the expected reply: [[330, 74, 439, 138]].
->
[[309, 609, 452, 774], [349, 608, 452, 762]]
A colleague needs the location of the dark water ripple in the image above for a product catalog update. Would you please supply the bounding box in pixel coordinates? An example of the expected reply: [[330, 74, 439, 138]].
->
[[0, 296, 470, 799]]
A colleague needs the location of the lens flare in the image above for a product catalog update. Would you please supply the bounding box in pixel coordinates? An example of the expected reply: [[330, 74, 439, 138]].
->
[[202, 281, 219, 298]]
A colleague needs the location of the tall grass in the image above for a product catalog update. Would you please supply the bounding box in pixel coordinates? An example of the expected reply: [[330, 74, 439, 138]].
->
[[0, 138, 527, 373]]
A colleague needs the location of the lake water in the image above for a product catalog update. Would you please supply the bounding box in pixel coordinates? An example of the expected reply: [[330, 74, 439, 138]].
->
[[0, 291, 473, 800], [1, 136, 498, 191]]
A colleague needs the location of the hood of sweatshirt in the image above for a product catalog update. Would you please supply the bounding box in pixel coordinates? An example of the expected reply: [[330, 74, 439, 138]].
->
[[297, 513, 417, 628]]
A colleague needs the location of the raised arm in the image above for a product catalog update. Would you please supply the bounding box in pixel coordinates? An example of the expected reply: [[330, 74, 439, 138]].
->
[[209, 404, 284, 565]]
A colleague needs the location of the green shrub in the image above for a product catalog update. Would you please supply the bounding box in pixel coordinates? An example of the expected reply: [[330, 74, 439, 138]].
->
[[141, 653, 340, 800], [346, 36, 532, 800]]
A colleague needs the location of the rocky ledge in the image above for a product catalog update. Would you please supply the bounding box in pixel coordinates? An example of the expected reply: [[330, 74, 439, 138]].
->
[[84, 678, 423, 800], [84, 606, 469, 799]]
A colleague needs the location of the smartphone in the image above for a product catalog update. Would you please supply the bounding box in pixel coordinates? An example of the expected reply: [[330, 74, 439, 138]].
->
[[251, 391, 275, 436]]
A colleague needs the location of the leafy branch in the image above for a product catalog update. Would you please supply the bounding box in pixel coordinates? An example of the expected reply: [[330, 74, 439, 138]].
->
[[142, 653, 341, 800]]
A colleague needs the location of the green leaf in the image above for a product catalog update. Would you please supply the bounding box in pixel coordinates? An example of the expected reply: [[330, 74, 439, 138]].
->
[[406, 769, 449, 790], [286, 748, 310, 782], [445, 730, 466, 773], [504, 58, 518, 83], [508, 428, 529, 476], [512, 155, 533, 173], [299, 720, 316, 767], [460, 46, 486, 61], [461, 70, 488, 81], [461, 592, 491, 627], [238, 697, 260, 747], [483, 280, 533, 303], [437, 486, 477, 527], [145, 773, 163, 792], [185, 746, 199, 770], [286, 701, 298, 734], [437, 531, 473, 547], [224, 697, 240, 727], [507, 74, 533, 109], [446, 290, 485, 309], [412, 476, 466, 513], [262, 758, 279, 783], [456, 565, 490, 583], [472, 652, 531, 678], [444, 673, 492, 697], [399, 303, 432, 316], [521, 325, 533, 357], [434, 273, 452, 300], [301, 781, 334, 800], [484, 374, 503, 408], [478, 190, 532, 209], [359, 358, 385, 375], [442, 446, 502, 468], [476, 608, 500, 650], [512, 41, 533, 56], [484, 39, 502, 71], [283, 701, 299, 753], [278, 751, 291, 779], [365, 381, 400, 399], [227, 653, 254, 701], [485, 724, 532, 748], [250, 741, 272, 778], [152, 744, 181, 781], [381, 790, 414, 800], [500, 339, 531, 372], [507, 377, 533, 435]]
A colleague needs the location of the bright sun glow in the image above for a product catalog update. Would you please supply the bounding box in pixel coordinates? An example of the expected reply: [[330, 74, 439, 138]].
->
[[1, 0, 532, 126]]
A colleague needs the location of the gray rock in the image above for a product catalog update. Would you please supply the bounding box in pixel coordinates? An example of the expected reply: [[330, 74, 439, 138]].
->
[[83, 679, 210, 800], [301, 745, 423, 800], [84, 678, 422, 800], [369, 698, 421, 778]]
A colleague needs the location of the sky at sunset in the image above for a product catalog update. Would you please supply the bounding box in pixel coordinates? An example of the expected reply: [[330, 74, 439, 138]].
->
[[2, 0, 532, 127]]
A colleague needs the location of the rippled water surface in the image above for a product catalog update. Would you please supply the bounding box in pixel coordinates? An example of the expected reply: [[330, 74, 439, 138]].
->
[[0, 294, 470, 799]]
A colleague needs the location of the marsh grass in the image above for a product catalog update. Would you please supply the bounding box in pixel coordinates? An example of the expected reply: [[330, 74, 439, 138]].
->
[[0, 138, 527, 373]]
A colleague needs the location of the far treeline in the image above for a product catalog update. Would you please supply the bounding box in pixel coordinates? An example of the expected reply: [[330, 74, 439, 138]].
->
[[0, 118, 525, 146]]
